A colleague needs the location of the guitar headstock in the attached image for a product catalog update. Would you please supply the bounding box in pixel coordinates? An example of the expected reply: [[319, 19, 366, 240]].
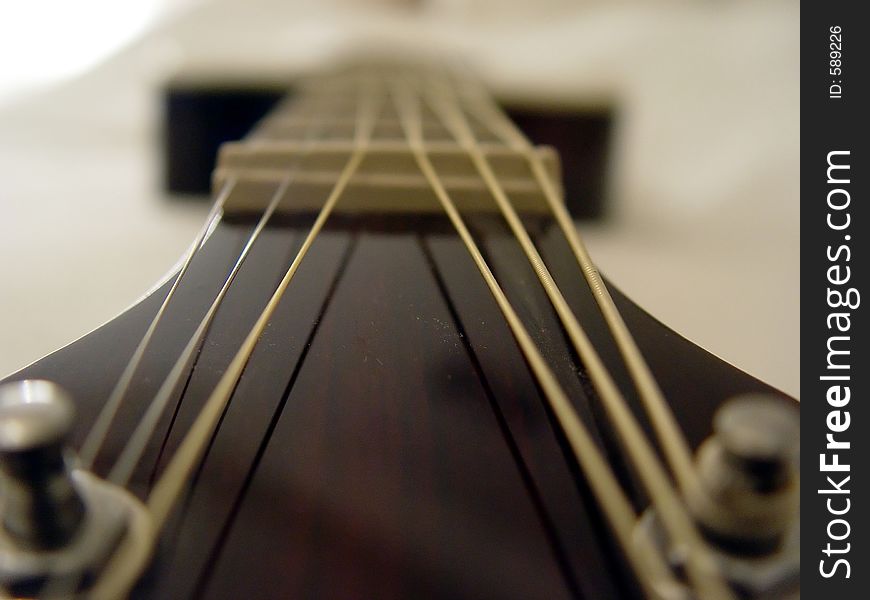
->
[[0, 62, 798, 599]]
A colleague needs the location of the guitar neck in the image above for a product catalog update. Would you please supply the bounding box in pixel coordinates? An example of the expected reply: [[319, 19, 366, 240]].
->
[[211, 64, 562, 215], [0, 60, 799, 600]]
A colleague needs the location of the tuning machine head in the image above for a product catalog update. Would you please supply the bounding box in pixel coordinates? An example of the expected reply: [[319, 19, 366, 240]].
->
[[635, 393, 800, 600], [688, 393, 799, 555], [0, 380, 153, 598], [0, 380, 85, 551]]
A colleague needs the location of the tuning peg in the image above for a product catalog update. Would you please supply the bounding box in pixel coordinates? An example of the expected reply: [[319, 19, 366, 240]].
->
[[0, 380, 153, 598], [634, 394, 800, 599], [689, 393, 800, 554], [0, 380, 86, 550]]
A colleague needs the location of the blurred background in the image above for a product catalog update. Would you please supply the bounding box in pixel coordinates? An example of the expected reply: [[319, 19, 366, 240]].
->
[[0, 0, 799, 397]]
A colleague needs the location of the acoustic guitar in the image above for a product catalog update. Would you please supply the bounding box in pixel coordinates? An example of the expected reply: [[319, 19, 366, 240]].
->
[[0, 62, 798, 599]]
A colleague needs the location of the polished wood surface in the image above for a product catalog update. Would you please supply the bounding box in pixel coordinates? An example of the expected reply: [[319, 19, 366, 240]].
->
[[4, 205, 789, 598]]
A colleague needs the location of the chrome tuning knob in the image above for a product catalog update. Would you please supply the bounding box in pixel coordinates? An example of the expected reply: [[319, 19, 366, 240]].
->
[[688, 394, 799, 555], [0, 380, 86, 550], [0, 380, 153, 598], [635, 393, 800, 600]]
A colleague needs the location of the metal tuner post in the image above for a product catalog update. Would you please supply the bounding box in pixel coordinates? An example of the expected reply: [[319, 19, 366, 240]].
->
[[636, 394, 800, 599], [0, 380, 152, 598]]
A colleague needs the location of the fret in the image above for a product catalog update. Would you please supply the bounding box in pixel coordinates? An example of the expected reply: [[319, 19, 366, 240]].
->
[[265, 115, 448, 130], [260, 120, 455, 143], [253, 71, 504, 146], [214, 141, 559, 215], [222, 67, 561, 214], [0, 59, 799, 600], [416, 71, 734, 600], [258, 112, 492, 143]]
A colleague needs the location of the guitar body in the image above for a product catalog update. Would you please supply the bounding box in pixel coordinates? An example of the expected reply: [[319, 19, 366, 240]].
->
[[3, 205, 790, 598]]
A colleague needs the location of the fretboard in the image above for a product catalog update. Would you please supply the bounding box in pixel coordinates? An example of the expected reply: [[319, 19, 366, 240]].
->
[[211, 64, 562, 215]]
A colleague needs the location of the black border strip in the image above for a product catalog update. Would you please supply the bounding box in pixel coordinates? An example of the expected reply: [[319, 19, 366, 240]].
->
[[803, 4, 868, 596]]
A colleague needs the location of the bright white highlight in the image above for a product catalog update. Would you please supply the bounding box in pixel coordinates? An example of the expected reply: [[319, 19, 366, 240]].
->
[[0, 1, 165, 103]]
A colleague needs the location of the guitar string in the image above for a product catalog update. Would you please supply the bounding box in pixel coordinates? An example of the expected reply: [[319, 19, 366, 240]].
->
[[419, 72, 732, 600], [453, 70, 699, 495], [80, 66, 701, 597], [187, 233, 360, 599], [106, 175, 294, 486], [106, 85, 341, 487], [416, 70, 718, 596], [77, 79, 341, 470], [456, 87, 729, 595], [79, 177, 237, 469], [41, 80, 346, 600], [251, 75, 357, 145], [415, 234, 587, 599], [146, 74, 381, 531], [89, 72, 380, 598], [389, 77, 675, 598]]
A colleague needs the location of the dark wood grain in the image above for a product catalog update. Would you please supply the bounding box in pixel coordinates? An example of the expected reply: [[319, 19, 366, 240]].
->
[[3, 206, 794, 599]]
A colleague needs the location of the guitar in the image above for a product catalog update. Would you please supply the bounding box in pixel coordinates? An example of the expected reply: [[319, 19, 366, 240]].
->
[[0, 62, 798, 598]]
